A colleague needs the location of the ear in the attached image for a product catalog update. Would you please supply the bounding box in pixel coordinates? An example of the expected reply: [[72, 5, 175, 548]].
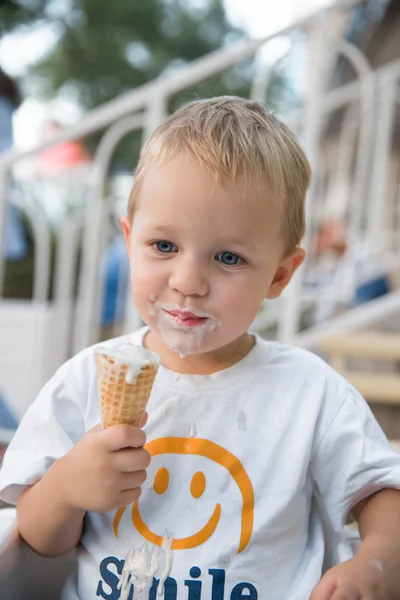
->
[[120, 216, 132, 255], [266, 248, 306, 300]]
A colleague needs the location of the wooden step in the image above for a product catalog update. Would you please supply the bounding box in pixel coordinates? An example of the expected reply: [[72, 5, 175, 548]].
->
[[390, 440, 400, 453], [340, 371, 400, 404], [320, 333, 400, 360], [319, 333, 400, 404]]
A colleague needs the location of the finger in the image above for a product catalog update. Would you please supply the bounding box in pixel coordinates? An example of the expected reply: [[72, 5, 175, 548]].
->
[[310, 577, 338, 600], [103, 424, 147, 451], [114, 448, 151, 472], [120, 469, 148, 490], [119, 486, 142, 507]]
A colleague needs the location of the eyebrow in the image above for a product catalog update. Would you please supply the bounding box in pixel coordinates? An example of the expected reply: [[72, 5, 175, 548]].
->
[[148, 225, 260, 251], [151, 225, 178, 234]]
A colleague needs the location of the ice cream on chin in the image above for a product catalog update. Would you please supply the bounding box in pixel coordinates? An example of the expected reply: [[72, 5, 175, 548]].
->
[[147, 296, 220, 358], [95, 343, 160, 428]]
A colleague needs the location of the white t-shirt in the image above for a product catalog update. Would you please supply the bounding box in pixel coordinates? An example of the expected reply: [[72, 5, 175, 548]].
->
[[1, 327, 400, 600]]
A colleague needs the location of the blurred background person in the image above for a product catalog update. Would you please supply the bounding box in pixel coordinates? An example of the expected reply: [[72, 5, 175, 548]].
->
[[0, 66, 20, 152], [37, 119, 91, 178], [0, 66, 27, 263]]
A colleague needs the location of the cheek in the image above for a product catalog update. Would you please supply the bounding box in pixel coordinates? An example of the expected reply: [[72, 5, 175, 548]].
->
[[129, 252, 159, 295], [214, 277, 264, 318], [227, 294, 260, 321]]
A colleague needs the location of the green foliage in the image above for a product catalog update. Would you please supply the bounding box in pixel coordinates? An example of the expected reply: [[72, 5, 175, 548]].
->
[[2, 0, 289, 170], [22, 0, 248, 109], [0, 0, 49, 34], [2, 0, 261, 168]]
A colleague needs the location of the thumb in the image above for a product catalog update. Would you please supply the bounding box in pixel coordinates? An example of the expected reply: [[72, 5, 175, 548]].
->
[[140, 411, 149, 428], [310, 576, 338, 600], [86, 413, 148, 435], [86, 414, 148, 434]]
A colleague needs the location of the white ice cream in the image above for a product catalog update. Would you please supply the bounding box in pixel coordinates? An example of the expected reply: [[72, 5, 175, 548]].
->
[[96, 343, 160, 384], [118, 543, 159, 600], [118, 534, 174, 600], [158, 535, 174, 596]]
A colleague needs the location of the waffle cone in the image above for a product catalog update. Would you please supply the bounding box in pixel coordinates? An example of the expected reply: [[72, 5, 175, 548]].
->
[[95, 351, 158, 428]]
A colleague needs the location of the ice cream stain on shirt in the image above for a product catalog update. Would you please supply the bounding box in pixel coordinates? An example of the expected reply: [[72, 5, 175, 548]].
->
[[118, 534, 174, 600], [219, 478, 230, 494], [238, 411, 247, 432], [218, 554, 231, 568]]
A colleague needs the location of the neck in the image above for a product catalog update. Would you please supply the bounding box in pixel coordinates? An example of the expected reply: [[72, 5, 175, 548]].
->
[[143, 330, 254, 375]]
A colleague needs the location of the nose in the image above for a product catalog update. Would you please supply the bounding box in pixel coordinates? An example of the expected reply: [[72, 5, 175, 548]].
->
[[168, 255, 209, 297]]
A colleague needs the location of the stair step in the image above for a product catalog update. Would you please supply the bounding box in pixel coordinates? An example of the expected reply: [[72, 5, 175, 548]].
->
[[318, 332, 400, 403], [320, 333, 400, 360], [390, 440, 400, 453], [339, 371, 400, 404]]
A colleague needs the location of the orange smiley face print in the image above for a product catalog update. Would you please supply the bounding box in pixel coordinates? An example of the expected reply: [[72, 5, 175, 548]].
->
[[113, 437, 255, 553]]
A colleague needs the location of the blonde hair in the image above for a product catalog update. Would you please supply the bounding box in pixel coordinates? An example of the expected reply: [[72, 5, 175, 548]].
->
[[128, 96, 311, 254]]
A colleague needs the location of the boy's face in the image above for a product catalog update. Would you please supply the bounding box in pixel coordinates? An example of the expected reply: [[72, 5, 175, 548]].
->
[[121, 155, 304, 362]]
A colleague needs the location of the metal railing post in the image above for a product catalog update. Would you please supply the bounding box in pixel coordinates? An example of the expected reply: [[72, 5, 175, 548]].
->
[[277, 11, 331, 343], [367, 76, 397, 254], [0, 165, 8, 297], [73, 115, 144, 352]]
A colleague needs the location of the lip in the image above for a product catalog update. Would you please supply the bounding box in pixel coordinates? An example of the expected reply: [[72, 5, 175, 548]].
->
[[163, 309, 209, 328]]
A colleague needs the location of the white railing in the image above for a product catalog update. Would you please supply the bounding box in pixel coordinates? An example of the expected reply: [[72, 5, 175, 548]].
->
[[1, 0, 398, 377]]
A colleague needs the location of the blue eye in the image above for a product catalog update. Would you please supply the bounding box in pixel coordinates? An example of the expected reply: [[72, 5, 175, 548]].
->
[[154, 241, 177, 253], [217, 252, 243, 266]]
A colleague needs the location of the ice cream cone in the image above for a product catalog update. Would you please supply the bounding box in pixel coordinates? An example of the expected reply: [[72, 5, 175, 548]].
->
[[95, 344, 160, 429]]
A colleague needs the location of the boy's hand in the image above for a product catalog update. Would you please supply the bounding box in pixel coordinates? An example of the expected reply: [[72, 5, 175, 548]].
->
[[55, 423, 151, 514], [310, 555, 390, 600], [312, 490, 400, 599]]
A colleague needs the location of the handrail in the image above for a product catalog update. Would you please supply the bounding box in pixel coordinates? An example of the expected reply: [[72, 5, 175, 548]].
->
[[1, 0, 397, 357], [0, 0, 378, 297], [293, 289, 400, 349], [0, 0, 366, 170]]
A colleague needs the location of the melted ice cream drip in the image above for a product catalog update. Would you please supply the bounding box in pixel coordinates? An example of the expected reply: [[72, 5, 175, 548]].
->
[[158, 535, 174, 596], [96, 343, 160, 384], [118, 543, 159, 600], [118, 533, 174, 600]]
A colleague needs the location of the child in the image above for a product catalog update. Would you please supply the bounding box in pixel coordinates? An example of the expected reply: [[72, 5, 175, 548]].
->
[[1, 96, 400, 600]]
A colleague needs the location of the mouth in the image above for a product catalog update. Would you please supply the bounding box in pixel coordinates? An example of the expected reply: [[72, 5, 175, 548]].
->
[[130, 501, 222, 550], [163, 308, 210, 328]]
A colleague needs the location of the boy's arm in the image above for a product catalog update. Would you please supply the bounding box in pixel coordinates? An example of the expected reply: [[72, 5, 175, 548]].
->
[[312, 488, 400, 599], [17, 457, 86, 558], [352, 487, 400, 565], [15, 424, 149, 559]]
